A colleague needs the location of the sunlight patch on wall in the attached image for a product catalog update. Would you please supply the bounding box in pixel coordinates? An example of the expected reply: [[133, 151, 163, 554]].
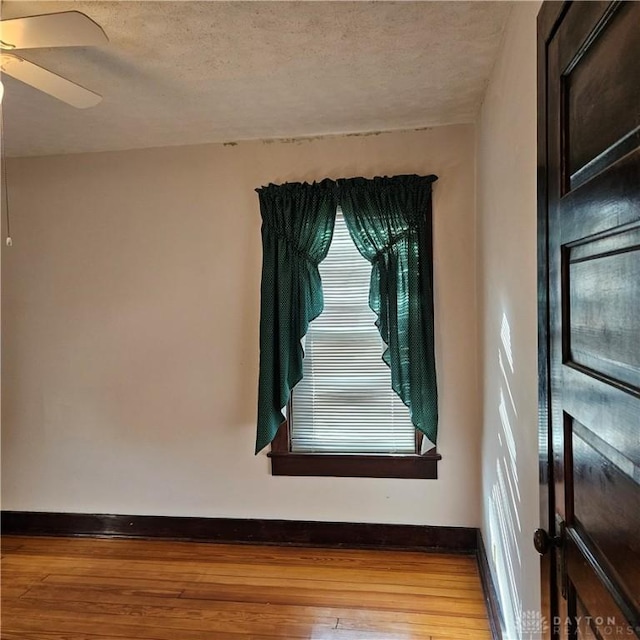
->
[[489, 311, 525, 638], [499, 389, 521, 506], [499, 349, 519, 418], [501, 312, 514, 372]]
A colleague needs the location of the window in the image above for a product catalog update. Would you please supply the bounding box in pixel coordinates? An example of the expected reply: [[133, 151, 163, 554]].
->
[[292, 210, 416, 453], [257, 174, 440, 477], [269, 211, 440, 479]]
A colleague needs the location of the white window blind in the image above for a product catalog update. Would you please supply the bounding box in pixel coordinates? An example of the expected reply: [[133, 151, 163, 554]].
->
[[291, 210, 416, 453]]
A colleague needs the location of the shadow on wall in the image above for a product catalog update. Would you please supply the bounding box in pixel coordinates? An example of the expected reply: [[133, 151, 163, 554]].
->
[[489, 312, 525, 639]]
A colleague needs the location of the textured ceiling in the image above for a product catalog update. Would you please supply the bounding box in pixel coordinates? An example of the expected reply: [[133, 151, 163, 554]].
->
[[1, 1, 512, 157]]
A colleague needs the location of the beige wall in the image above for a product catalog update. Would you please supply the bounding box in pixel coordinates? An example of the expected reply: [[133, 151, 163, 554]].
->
[[2, 125, 481, 526], [477, 1, 542, 636]]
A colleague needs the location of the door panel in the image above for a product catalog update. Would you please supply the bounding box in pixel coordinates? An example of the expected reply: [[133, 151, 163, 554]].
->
[[570, 421, 640, 605], [567, 232, 640, 389], [568, 535, 635, 639], [564, 2, 640, 188], [540, 1, 640, 638]]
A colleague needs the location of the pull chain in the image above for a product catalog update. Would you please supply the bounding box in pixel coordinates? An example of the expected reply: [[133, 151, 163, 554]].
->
[[0, 103, 12, 247]]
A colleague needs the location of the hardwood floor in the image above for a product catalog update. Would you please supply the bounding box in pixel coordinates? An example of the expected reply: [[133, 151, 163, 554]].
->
[[1, 536, 491, 639]]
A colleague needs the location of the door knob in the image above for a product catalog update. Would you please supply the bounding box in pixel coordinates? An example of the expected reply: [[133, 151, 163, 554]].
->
[[534, 528, 553, 555]]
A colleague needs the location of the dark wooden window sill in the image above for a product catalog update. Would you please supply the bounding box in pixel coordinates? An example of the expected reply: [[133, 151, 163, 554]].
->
[[268, 451, 441, 479]]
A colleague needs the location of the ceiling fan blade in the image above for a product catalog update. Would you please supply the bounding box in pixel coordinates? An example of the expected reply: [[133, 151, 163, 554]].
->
[[1, 54, 102, 108], [0, 11, 108, 51]]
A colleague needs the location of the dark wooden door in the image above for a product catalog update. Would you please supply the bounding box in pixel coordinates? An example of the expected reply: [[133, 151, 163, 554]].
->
[[538, 2, 640, 638]]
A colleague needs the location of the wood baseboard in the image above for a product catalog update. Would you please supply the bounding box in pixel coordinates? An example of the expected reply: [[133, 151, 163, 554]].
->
[[476, 530, 505, 640], [1, 510, 477, 552]]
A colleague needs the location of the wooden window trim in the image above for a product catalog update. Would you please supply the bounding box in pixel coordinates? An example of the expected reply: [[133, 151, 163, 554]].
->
[[268, 413, 441, 479]]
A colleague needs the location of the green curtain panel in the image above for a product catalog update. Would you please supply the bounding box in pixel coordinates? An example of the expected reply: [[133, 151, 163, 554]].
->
[[338, 175, 439, 445], [255, 174, 438, 453], [255, 180, 337, 453]]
